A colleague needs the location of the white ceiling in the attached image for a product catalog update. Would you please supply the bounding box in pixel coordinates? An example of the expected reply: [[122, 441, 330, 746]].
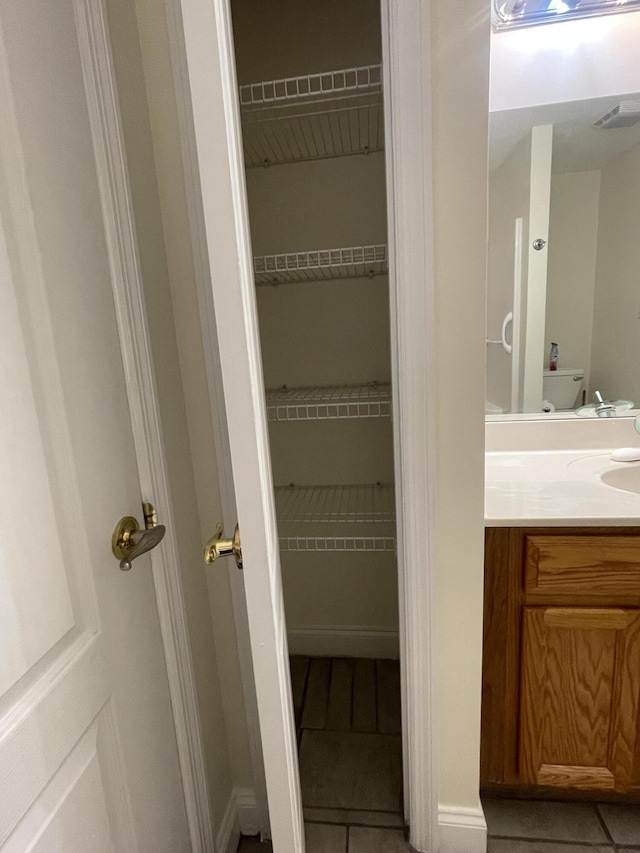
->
[[489, 92, 640, 174]]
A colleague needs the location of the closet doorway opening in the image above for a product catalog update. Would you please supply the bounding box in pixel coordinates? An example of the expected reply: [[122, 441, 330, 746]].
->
[[230, 0, 404, 846], [177, 0, 438, 847]]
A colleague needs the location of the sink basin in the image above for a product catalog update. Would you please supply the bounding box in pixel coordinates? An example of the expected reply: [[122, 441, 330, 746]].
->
[[600, 466, 640, 495]]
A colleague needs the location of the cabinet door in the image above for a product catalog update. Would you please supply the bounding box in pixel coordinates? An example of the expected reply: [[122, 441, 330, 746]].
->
[[520, 607, 640, 792]]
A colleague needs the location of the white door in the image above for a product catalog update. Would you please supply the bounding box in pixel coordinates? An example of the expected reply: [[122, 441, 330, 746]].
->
[[0, 3, 190, 852], [179, 0, 304, 850]]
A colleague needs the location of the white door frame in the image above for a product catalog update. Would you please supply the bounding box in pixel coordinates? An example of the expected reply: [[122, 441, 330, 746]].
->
[[167, 0, 439, 851], [381, 2, 438, 849], [73, 1, 215, 849]]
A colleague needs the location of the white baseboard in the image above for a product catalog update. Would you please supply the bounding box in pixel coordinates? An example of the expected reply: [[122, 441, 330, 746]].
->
[[234, 787, 260, 836], [216, 792, 239, 853], [287, 625, 399, 659], [438, 805, 487, 853], [216, 787, 259, 853]]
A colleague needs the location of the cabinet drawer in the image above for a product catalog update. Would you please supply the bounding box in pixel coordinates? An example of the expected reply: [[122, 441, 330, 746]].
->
[[525, 535, 640, 602]]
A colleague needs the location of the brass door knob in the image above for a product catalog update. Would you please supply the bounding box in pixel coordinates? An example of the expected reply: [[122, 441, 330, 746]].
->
[[112, 502, 165, 571], [204, 523, 242, 569]]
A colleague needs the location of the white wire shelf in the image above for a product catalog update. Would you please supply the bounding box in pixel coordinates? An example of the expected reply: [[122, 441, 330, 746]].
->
[[275, 484, 396, 552], [254, 244, 387, 285], [239, 65, 384, 167], [266, 384, 391, 421]]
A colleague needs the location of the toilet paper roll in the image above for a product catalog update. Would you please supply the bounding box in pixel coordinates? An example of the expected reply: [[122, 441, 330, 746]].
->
[[542, 400, 556, 413]]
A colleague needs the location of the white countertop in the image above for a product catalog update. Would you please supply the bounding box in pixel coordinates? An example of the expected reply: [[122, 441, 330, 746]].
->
[[485, 449, 640, 527]]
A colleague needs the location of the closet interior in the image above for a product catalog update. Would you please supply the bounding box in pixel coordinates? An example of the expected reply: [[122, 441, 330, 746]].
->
[[230, 0, 403, 826]]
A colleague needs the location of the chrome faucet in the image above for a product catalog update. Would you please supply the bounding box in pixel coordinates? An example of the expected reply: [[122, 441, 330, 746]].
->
[[594, 391, 616, 418]]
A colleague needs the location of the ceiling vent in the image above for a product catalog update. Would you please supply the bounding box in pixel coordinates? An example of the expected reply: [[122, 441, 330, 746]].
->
[[593, 101, 640, 130]]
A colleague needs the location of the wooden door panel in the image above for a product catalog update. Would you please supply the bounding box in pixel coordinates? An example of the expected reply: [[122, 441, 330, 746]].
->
[[540, 621, 616, 768], [536, 765, 616, 790], [520, 607, 640, 792], [609, 613, 640, 789]]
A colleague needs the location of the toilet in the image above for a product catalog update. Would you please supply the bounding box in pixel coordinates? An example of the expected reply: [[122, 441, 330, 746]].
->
[[542, 368, 585, 411]]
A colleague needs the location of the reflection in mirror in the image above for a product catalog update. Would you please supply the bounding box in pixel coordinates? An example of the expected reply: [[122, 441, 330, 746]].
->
[[487, 93, 640, 419], [486, 11, 640, 419]]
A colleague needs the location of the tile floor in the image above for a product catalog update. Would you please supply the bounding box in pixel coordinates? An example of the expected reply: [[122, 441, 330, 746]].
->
[[240, 797, 640, 851], [238, 656, 409, 852], [238, 660, 640, 852], [483, 797, 640, 852]]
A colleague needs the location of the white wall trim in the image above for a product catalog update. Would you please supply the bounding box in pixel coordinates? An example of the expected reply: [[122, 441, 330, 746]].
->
[[382, 1, 439, 851], [215, 794, 240, 853], [162, 0, 271, 837], [438, 806, 487, 853], [287, 626, 400, 659], [234, 787, 260, 837], [216, 787, 259, 853], [72, 2, 214, 850]]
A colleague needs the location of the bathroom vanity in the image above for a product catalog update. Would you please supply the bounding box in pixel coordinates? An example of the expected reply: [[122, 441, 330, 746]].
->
[[482, 7, 640, 801], [482, 445, 640, 800]]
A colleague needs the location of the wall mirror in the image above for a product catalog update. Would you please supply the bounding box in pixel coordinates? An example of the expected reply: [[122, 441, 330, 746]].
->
[[486, 22, 640, 421]]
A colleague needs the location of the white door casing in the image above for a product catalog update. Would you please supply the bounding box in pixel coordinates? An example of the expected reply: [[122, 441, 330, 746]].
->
[[381, 1, 438, 849], [0, 2, 203, 851], [176, 0, 305, 850]]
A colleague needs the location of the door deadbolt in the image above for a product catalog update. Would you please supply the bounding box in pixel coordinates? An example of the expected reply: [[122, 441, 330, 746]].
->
[[532, 238, 547, 251], [204, 523, 243, 570]]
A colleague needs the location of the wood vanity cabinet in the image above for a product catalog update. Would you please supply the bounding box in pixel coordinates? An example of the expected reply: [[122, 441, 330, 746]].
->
[[481, 527, 640, 798]]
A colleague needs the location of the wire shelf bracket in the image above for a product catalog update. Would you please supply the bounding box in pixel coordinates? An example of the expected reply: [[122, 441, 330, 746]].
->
[[275, 483, 396, 552], [254, 244, 387, 286], [266, 383, 391, 421], [239, 65, 384, 167]]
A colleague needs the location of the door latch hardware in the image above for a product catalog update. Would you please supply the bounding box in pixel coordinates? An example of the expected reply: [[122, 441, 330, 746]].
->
[[112, 502, 166, 571], [204, 523, 243, 570]]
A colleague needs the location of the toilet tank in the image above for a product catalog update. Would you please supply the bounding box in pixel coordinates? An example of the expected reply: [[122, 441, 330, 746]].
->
[[543, 368, 584, 410]]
